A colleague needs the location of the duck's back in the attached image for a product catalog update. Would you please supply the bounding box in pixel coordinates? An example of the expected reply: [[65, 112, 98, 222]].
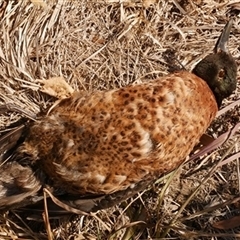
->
[[21, 71, 218, 195]]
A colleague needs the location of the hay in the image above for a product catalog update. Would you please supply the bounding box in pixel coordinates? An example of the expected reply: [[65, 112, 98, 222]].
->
[[0, 0, 240, 239]]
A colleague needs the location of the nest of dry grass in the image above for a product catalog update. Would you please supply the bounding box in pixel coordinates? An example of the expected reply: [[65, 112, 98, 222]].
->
[[0, 0, 240, 239]]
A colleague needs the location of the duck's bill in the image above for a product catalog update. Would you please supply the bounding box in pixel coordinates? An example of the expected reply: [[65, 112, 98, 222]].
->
[[214, 19, 233, 53]]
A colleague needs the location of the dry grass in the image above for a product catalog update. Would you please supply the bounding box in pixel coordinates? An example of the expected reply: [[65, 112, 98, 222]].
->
[[0, 0, 240, 239]]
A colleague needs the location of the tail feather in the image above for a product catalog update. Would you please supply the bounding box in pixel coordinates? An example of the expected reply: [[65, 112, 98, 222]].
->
[[0, 161, 43, 211], [0, 125, 25, 161]]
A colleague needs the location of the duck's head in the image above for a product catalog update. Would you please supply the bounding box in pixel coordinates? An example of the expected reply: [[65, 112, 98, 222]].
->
[[192, 19, 237, 107]]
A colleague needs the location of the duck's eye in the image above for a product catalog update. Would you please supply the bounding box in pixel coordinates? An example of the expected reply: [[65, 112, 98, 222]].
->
[[218, 68, 225, 80]]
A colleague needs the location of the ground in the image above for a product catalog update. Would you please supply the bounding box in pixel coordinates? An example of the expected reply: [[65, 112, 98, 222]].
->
[[0, 0, 240, 239]]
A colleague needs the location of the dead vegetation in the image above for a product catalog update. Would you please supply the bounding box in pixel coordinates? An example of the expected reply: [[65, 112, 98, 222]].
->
[[0, 0, 240, 239]]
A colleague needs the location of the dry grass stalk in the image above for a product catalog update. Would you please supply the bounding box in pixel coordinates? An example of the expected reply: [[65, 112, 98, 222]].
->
[[0, 0, 239, 239]]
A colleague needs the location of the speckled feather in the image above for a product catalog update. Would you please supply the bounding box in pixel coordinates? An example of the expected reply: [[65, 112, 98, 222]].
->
[[21, 71, 217, 195]]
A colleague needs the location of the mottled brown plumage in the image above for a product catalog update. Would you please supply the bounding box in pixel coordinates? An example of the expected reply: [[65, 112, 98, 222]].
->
[[0, 20, 237, 212], [22, 71, 218, 194]]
